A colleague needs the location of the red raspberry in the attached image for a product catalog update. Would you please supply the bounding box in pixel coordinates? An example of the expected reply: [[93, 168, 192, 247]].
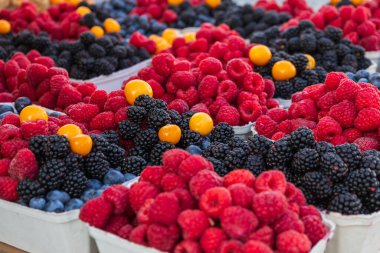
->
[[199, 57, 223, 75], [285, 183, 306, 206], [255, 170, 287, 194], [321, 5, 339, 22], [57, 85, 82, 109], [8, 148, 37, 181], [178, 155, 213, 181], [172, 188, 197, 211], [267, 98, 278, 109], [34, 57, 54, 68], [36, 79, 50, 98], [354, 137, 380, 151], [315, 116, 342, 141], [358, 20, 376, 37], [12, 53, 30, 69], [1, 114, 20, 127], [174, 240, 202, 253], [76, 82, 96, 97], [343, 128, 362, 143], [244, 240, 273, 253], [172, 60, 191, 72], [176, 87, 199, 107], [0, 124, 21, 143], [146, 80, 163, 99], [209, 42, 229, 60], [248, 226, 274, 248], [228, 183, 255, 209], [278, 120, 292, 134], [339, 5, 354, 20], [18, 83, 37, 101], [79, 197, 114, 229], [170, 71, 196, 90], [255, 115, 278, 138], [4, 60, 19, 79], [118, 224, 133, 240], [0, 140, 28, 159], [329, 100, 357, 128], [272, 132, 286, 140], [299, 205, 322, 219], [103, 185, 129, 214], [209, 97, 229, 117], [200, 228, 227, 253], [360, 34, 380, 51], [0, 159, 10, 177], [324, 72, 347, 91], [354, 108, 380, 132], [243, 72, 265, 95], [330, 135, 347, 146], [89, 112, 115, 131], [191, 103, 210, 114], [237, 92, 258, 106], [217, 80, 238, 103], [129, 181, 160, 212], [50, 75, 70, 95], [140, 166, 166, 187], [253, 191, 288, 223], [216, 105, 240, 126], [38, 92, 57, 109], [221, 206, 258, 241], [147, 224, 179, 252], [168, 99, 189, 114], [302, 84, 326, 101], [26, 63, 48, 87], [224, 169, 255, 188], [200, 187, 232, 218], [152, 53, 175, 76], [20, 120, 49, 140], [219, 240, 244, 253], [302, 215, 327, 246], [137, 198, 154, 224], [189, 170, 222, 200], [105, 215, 129, 235], [115, 107, 128, 124], [274, 210, 305, 234], [66, 103, 99, 123], [0, 177, 18, 201], [267, 108, 288, 123], [345, 31, 359, 44], [264, 79, 275, 98], [343, 21, 357, 35], [198, 75, 219, 99], [226, 58, 252, 81], [104, 96, 127, 113], [189, 38, 209, 53], [178, 210, 210, 240], [162, 149, 191, 173], [239, 100, 262, 124], [335, 78, 362, 102], [276, 230, 312, 253], [129, 224, 149, 246], [288, 99, 317, 121], [26, 50, 41, 62], [317, 91, 337, 111], [352, 6, 369, 23], [226, 35, 246, 51], [356, 88, 380, 110], [291, 118, 317, 131], [149, 192, 180, 226], [166, 81, 177, 95]]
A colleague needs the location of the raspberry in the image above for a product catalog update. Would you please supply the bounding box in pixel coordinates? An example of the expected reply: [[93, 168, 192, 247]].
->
[[105, 215, 129, 235], [168, 99, 189, 114], [299, 205, 321, 219], [200, 187, 232, 218], [57, 85, 83, 110], [339, 5, 354, 20], [38, 92, 57, 109], [178, 210, 210, 240], [89, 112, 115, 131], [324, 72, 347, 91], [174, 241, 202, 253], [176, 87, 199, 107], [239, 100, 262, 124], [224, 170, 255, 188], [285, 183, 306, 206], [129, 181, 160, 212], [335, 79, 362, 102], [274, 210, 305, 234], [255, 115, 278, 138], [267, 108, 289, 123], [161, 173, 186, 192], [138, 67, 165, 84], [278, 120, 293, 134], [219, 240, 244, 253], [317, 92, 337, 111], [137, 198, 154, 224], [0, 177, 18, 201], [0, 159, 10, 177], [199, 57, 223, 75], [226, 36, 246, 51], [198, 75, 219, 99], [1, 114, 20, 127], [66, 103, 99, 123], [228, 184, 255, 209], [276, 230, 312, 253], [200, 228, 227, 253], [170, 71, 196, 90], [356, 88, 380, 110], [267, 99, 279, 109], [217, 80, 238, 103], [237, 92, 258, 106], [358, 20, 376, 37], [90, 90, 108, 110], [302, 215, 327, 246], [301, 84, 326, 102], [26, 50, 41, 62], [331, 135, 347, 146], [149, 192, 180, 226], [129, 225, 149, 246], [103, 185, 129, 214], [315, 116, 342, 141], [191, 103, 210, 114], [329, 100, 357, 128], [343, 128, 362, 143], [172, 60, 191, 72], [26, 63, 48, 87], [162, 149, 191, 173], [209, 42, 229, 60], [216, 106, 240, 126], [209, 97, 229, 117], [18, 83, 37, 101], [255, 170, 287, 194], [189, 170, 223, 200], [352, 6, 369, 23], [354, 137, 380, 151], [115, 107, 128, 124], [178, 155, 213, 182], [20, 120, 49, 140], [79, 197, 114, 229], [248, 226, 274, 248], [226, 58, 252, 81], [8, 148, 37, 181], [0, 124, 21, 143], [354, 108, 380, 132], [0, 140, 28, 159], [244, 240, 273, 253], [243, 72, 265, 95], [291, 119, 317, 131], [253, 191, 288, 223], [147, 224, 179, 252], [50, 75, 70, 96], [189, 38, 209, 53], [104, 96, 127, 113], [221, 206, 258, 241], [264, 79, 275, 99], [140, 166, 166, 187], [172, 188, 197, 211], [34, 57, 54, 68], [288, 99, 317, 121], [152, 53, 175, 76], [146, 80, 164, 99], [118, 224, 133, 240]]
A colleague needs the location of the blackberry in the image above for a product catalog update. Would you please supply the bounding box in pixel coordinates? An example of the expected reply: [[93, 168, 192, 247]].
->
[[302, 172, 332, 200], [282, 27, 299, 39], [84, 152, 110, 180], [147, 109, 171, 129], [325, 26, 343, 43], [328, 192, 362, 215], [179, 111, 195, 130], [154, 100, 167, 110], [88, 43, 106, 58], [290, 54, 308, 73], [225, 148, 247, 170], [17, 179, 46, 203], [134, 95, 156, 111], [104, 144, 126, 167], [336, 143, 362, 170], [204, 143, 230, 160], [320, 152, 349, 182], [181, 130, 202, 147], [150, 142, 175, 165], [79, 32, 96, 46], [118, 120, 140, 140], [362, 150, 380, 159], [29, 135, 48, 158], [227, 136, 250, 154], [64, 153, 84, 171], [38, 159, 68, 191], [300, 34, 317, 53], [360, 155, 380, 178], [247, 135, 272, 156], [365, 190, 380, 213], [293, 77, 309, 91], [332, 184, 349, 196], [292, 148, 320, 175], [207, 157, 228, 176], [128, 146, 149, 161], [46, 135, 70, 159], [209, 123, 234, 143], [345, 168, 379, 197], [122, 156, 147, 175], [93, 58, 115, 75], [318, 37, 335, 51], [301, 70, 320, 84], [290, 127, 316, 150], [134, 129, 159, 149], [167, 110, 182, 126], [90, 134, 109, 153], [274, 81, 294, 99], [101, 130, 120, 146], [62, 169, 87, 198], [287, 37, 301, 52], [316, 141, 336, 154], [245, 154, 266, 176], [266, 137, 293, 168], [298, 20, 314, 31], [127, 106, 147, 123]]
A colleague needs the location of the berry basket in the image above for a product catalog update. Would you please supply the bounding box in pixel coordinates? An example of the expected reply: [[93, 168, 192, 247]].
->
[[0, 199, 97, 253], [325, 210, 380, 253]]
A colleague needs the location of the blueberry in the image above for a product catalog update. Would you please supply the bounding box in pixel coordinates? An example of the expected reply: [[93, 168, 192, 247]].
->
[[14, 97, 31, 113], [81, 189, 99, 203], [64, 198, 84, 211], [29, 197, 46, 210], [123, 173, 136, 182], [47, 190, 71, 204], [186, 145, 203, 155], [346, 72, 355, 80], [0, 104, 14, 114], [370, 73, 380, 84], [201, 140, 211, 149], [356, 69, 370, 79], [358, 78, 368, 83], [0, 111, 16, 120], [103, 169, 125, 185], [45, 200, 65, 213], [87, 179, 102, 190], [100, 184, 110, 191]]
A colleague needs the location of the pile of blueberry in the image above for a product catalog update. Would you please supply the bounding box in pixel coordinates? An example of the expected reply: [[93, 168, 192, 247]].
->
[[346, 70, 380, 88]]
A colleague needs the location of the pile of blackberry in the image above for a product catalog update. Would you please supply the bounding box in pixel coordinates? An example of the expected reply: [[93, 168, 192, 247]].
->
[[0, 31, 150, 80], [246, 127, 380, 215]]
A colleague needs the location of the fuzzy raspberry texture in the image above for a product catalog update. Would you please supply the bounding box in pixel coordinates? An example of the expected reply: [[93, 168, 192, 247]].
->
[[256, 72, 380, 150], [80, 152, 326, 252]]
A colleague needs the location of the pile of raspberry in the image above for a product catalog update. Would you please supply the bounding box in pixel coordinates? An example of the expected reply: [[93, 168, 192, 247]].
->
[[256, 71, 380, 151], [125, 24, 278, 126], [0, 2, 88, 41], [254, 0, 312, 18], [80, 149, 328, 253]]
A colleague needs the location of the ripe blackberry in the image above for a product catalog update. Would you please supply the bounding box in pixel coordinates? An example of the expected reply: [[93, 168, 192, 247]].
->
[[290, 54, 308, 73], [167, 110, 182, 126], [318, 37, 335, 51], [128, 147, 149, 161], [154, 100, 167, 110], [290, 127, 316, 150], [150, 142, 175, 165], [46, 135, 70, 159], [336, 143, 362, 170], [62, 169, 87, 198], [29, 135, 48, 159], [225, 148, 247, 170], [118, 120, 140, 140], [281, 27, 299, 39], [300, 34, 317, 53], [134, 95, 156, 111], [328, 192, 362, 215], [320, 152, 349, 182], [245, 154, 266, 176], [207, 157, 228, 176], [247, 135, 272, 156], [127, 106, 147, 123], [292, 148, 320, 175], [302, 171, 332, 200], [101, 130, 120, 146], [227, 136, 250, 154], [79, 32, 96, 46], [65, 153, 84, 171], [179, 111, 195, 130], [325, 26, 343, 43], [104, 144, 126, 167], [365, 190, 380, 213], [345, 168, 379, 197], [38, 159, 68, 191], [147, 109, 171, 129], [181, 130, 202, 147], [274, 81, 294, 99], [360, 155, 380, 178], [301, 70, 320, 84], [204, 143, 230, 160], [362, 150, 380, 159], [316, 141, 336, 154], [134, 129, 159, 149], [332, 184, 349, 196], [266, 136, 293, 168], [122, 156, 147, 175], [84, 152, 110, 180], [17, 179, 46, 202], [209, 123, 234, 143], [293, 77, 309, 91], [90, 134, 109, 153]]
